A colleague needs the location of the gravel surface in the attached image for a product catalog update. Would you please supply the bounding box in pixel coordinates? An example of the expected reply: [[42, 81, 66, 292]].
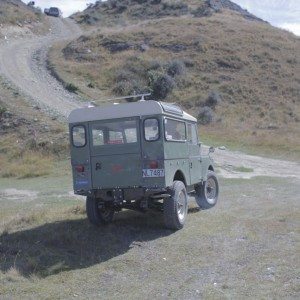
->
[[0, 17, 83, 119], [205, 146, 300, 179]]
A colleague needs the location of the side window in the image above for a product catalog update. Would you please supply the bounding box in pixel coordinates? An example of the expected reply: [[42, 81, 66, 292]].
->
[[72, 125, 86, 147], [187, 124, 198, 145], [165, 118, 186, 141], [144, 119, 159, 141]]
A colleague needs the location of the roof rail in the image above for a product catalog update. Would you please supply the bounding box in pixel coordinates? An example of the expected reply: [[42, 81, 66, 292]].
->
[[91, 93, 152, 105]]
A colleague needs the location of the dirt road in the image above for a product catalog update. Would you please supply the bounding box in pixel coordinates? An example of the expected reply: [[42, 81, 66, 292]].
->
[[209, 147, 300, 179], [0, 17, 82, 118]]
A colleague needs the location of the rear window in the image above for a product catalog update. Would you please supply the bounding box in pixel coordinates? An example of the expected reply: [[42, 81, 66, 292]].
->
[[92, 120, 138, 146], [50, 7, 59, 13], [164, 118, 186, 141], [72, 126, 86, 147]]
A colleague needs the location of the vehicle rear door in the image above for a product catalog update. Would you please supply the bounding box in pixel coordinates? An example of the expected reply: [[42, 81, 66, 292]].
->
[[89, 117, 142, 189]]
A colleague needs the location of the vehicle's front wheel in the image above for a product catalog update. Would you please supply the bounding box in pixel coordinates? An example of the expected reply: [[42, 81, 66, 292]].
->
[[164, 181, 188, 230], [86, 196, 115, 225], [195, 171, 219, 209]]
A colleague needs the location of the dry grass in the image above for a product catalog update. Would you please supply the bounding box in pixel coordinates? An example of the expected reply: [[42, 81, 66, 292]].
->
[[0, 152, 54, 179]]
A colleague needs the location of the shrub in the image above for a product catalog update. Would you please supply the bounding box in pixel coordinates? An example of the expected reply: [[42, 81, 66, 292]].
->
[[65, 83, 79, 93], [147, 60, 164, 71], [113, 79, 147, 99], [167, 59, 186, 77], [192, 6, 212, 17], [205, 91, 222, 108], [198, 106, 214, 125], [152, 74, 176, 99]]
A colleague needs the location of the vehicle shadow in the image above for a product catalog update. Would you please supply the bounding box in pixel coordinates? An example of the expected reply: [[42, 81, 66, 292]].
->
[[0, 211, 172, 278]]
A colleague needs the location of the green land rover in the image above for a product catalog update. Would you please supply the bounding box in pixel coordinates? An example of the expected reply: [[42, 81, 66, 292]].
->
[[69, 99, 219, 230]]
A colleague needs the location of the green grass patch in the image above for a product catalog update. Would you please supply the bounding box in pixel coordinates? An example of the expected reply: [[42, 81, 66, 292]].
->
[[233, 166, 254, 173]]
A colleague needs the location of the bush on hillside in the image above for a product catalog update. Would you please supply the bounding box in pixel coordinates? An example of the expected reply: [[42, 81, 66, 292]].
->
[[65, 83, 79, 93], [152, 74, 176, 99], [113, 57, 187, 100], [198, 106, 214, 125], [205, 91, 222, 108], [167, 59, 186, 77]]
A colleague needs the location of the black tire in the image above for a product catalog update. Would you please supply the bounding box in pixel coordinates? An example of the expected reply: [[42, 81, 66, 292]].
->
[[195, 171, 219, 209], [86, 196, 115, 226], [164, 181, 188, 230]]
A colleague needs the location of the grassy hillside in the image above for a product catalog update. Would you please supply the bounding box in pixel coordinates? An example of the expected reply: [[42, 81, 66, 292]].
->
[[0, 0, 43, 25], [51, 0, 300, 158]]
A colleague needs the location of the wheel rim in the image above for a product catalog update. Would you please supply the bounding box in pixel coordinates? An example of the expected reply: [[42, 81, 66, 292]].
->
[[100, 209, 112, 220], [205, 177, 217, 205], [97, 201, 112, 220], [177, 190, 187, 222]]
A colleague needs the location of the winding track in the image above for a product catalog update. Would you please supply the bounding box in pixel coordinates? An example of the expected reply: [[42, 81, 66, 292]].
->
[[0, 17, 299, 179], [0, 17, 83, 118]]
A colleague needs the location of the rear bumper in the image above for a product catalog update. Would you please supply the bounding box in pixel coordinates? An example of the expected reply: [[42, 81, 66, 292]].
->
[[75, 186, 166, 200]]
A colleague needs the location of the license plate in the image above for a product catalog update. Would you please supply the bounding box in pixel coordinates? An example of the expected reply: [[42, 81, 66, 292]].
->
[[142, 169, 165, 178]]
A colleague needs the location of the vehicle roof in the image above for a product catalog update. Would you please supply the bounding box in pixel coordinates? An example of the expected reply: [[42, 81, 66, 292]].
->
[[68, 100, 197, 124]]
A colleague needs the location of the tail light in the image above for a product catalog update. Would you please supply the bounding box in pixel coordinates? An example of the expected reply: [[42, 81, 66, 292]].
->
[[149, 160, 159, 169], [75, 165, 85, 173]]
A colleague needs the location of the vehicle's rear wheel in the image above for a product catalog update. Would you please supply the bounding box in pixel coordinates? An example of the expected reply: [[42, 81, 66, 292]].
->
[[164, 181, 188, 230], [195, 171, 219, 209], [86, 196, 115, 225]]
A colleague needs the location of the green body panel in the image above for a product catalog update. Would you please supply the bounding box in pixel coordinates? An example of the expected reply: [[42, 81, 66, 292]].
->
[[164, 140, 190, 187], [91, 154, 142, 189], [189, 144, 202, 184], [199, 155, 213, 180]]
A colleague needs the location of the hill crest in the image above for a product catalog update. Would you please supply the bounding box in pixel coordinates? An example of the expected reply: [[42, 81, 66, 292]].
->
[[71, 0, 263, 26]]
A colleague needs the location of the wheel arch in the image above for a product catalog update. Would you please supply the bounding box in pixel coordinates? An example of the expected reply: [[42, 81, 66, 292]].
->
[[173, 170, 187, 186], [208, 165, 214, 172], [202, 165, 215, 181]]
